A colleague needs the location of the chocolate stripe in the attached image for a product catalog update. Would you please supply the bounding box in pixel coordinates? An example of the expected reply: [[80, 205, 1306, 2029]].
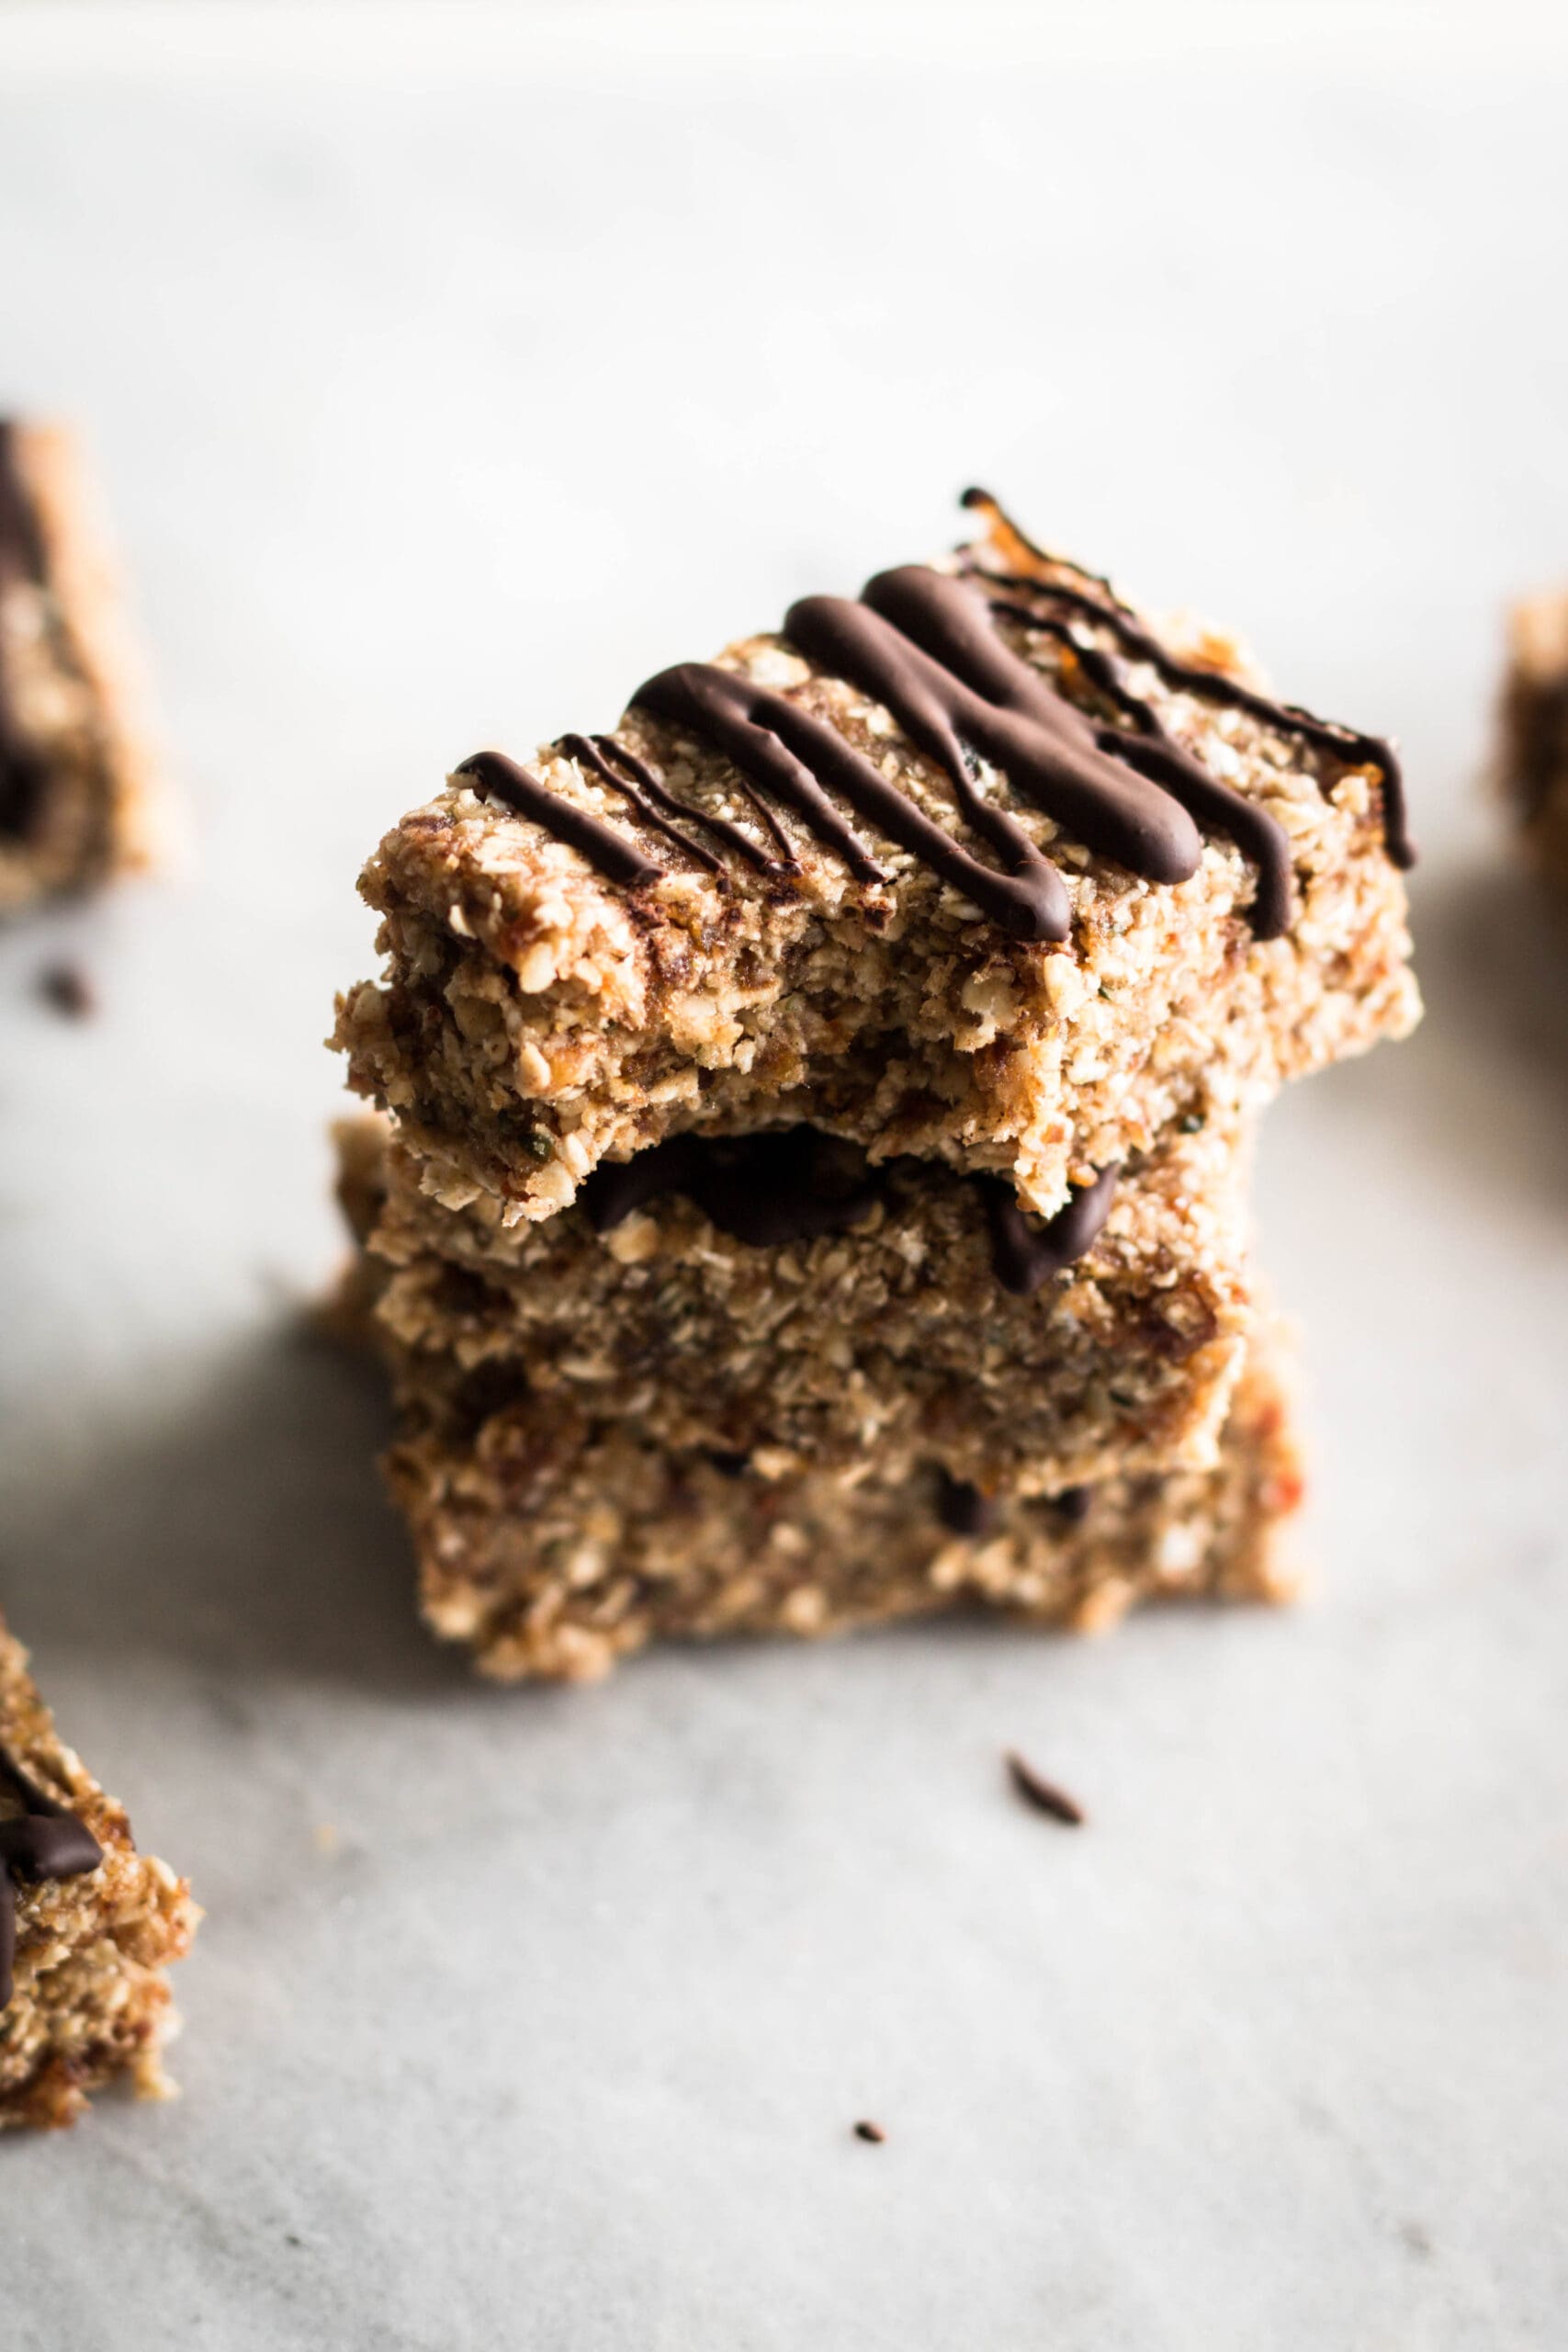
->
[[558, 732, 725, 877], [631, 664, 889, 886], [854, 568, 1203, 883], [784, 593, 1081, 912], [634, 657, 1073, 939], [563, 731, 782, 876], [987, 601, 1293, 937], [453, 749, 661, 888], [961, 486, 1414, 870]]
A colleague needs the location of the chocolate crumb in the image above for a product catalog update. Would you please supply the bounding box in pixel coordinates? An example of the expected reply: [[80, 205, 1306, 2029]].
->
[[852, 2119, 886, 2143], [935, 1468, 997, 1537], [38, 962, 96, 1019], [1004, 1749, 1086, 1826]]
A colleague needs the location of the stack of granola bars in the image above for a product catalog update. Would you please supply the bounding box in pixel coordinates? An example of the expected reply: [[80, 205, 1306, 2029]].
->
[[333, 491, 1419, 1680]]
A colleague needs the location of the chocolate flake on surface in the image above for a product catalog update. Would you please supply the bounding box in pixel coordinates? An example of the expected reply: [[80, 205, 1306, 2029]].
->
[[1004, 1749, 1086, 1827]]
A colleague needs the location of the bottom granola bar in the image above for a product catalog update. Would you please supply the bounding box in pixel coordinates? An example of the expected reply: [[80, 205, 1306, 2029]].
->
[[368, 1317, 1302, 1683]]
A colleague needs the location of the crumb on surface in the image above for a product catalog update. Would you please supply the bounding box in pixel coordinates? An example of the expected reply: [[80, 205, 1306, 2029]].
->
[[37, 960, 96, 1018], [1004, 1750, 1086, 1826]]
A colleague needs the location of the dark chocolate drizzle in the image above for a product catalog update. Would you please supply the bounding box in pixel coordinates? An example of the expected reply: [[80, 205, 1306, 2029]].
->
[[632, 560, 1292, 938], [637, 652, 1072, 938], [975, 1162, 1120, 1297], [630, 665, 889, 886], [0, 421, 47, 842], [457, 490, 1406, 936], [824, 571, 1201, 873], [580, 1122, 1118, 1293], [453, 749, 661, 888], [558, 732, 782, 878], [960, 485, 1415, 872], [0, 1738, 104, 2010], [983, 599, 1295, 938]]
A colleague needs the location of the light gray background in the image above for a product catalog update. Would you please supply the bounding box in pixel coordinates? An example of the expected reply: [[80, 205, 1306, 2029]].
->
[[1, 6, 1565, 2345]]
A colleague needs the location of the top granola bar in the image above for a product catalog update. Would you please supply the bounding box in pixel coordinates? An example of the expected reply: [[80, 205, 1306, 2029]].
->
[[334, 492, 1418, 1222]]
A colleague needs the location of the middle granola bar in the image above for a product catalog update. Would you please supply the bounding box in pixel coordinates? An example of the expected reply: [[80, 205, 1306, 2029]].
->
[[340, 1107, 1253, 1500]]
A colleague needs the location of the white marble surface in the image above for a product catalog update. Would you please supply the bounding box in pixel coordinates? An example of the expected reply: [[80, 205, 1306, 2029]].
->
[[1, 6, 1566, 2345]]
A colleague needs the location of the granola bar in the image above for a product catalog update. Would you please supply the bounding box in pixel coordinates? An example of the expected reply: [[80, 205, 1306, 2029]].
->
[[1497, 588, 1568, 896], [329, 492, 1415, 1680], [371, 1295, 1303, 1684], [334, 491, 1416, 1226], [0, 419, 161, 913], [0, 1615, 197, 2130], [339, 1107, 1254, 1498]]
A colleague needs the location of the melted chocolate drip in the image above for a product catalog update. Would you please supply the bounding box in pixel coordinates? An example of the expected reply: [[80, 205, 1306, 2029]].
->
[[0, 422, 47, 842], [960, 485, 1414, 871], [976, 1162, 1120, 1296], [581, 1125, 885, 1250], [453, 749, 662, 888], [580, 1122, 1118, 1293], [0, 1738, 103, 2009]]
